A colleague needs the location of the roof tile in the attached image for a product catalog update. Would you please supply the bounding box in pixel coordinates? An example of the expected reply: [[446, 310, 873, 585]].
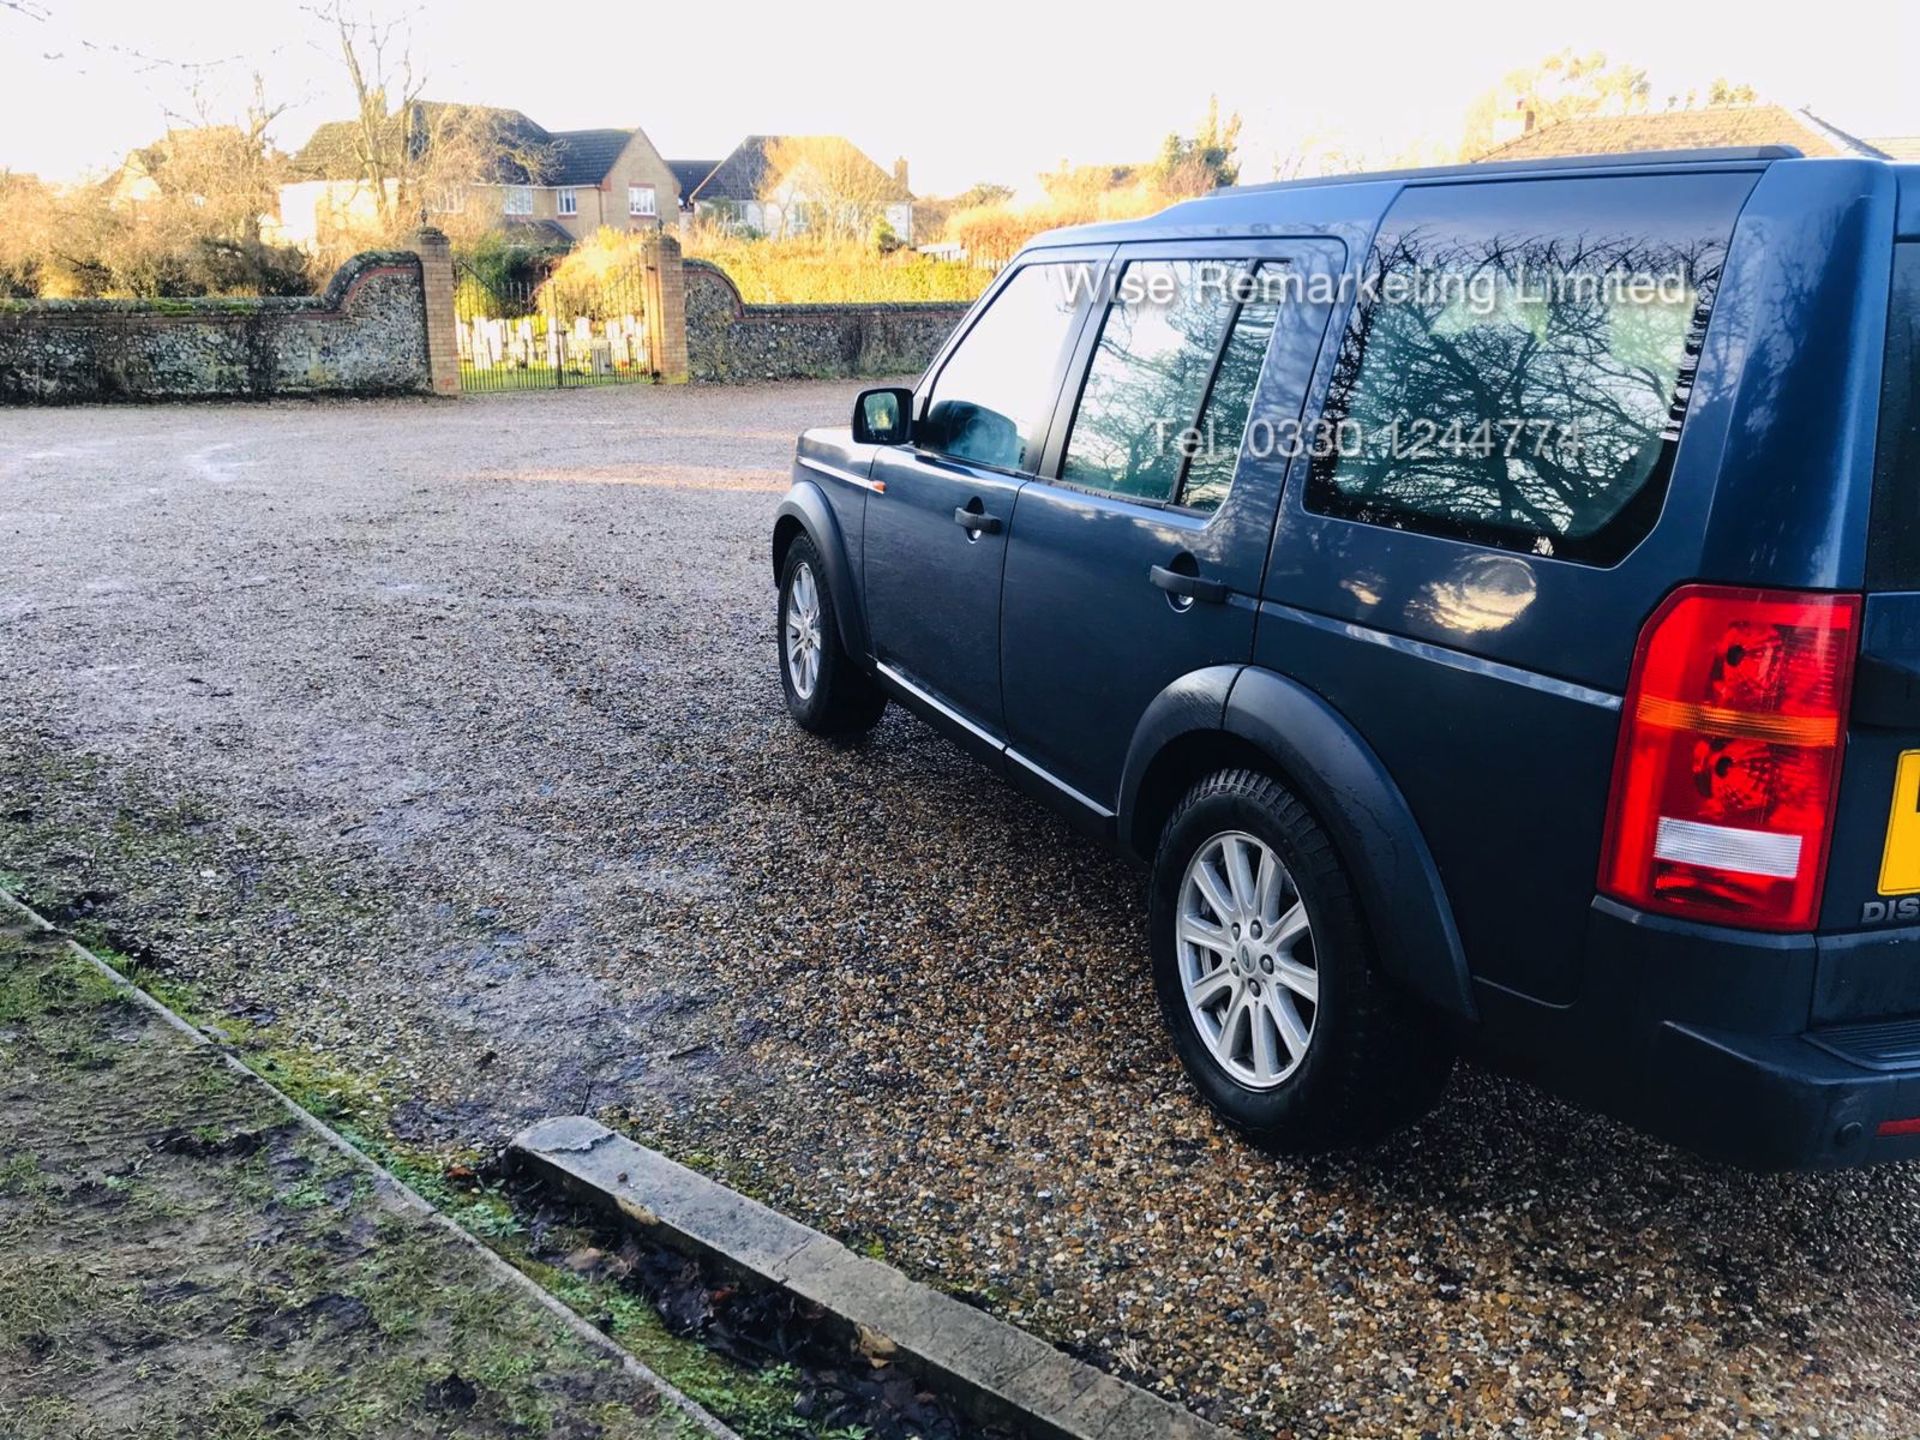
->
[[1476, 106, 1879, 162]]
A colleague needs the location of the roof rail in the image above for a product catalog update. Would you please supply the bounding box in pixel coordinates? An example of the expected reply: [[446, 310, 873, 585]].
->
[[1218, 146, 1806, 197]]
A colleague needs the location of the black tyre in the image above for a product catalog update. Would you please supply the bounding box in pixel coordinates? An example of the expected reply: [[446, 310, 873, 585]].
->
[[778, 535, 887, 737], [1148, 768, 1452, 1153]]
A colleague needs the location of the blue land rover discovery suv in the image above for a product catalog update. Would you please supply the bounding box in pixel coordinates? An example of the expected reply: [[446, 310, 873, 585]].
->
[[770, 146, 1920, 1170]]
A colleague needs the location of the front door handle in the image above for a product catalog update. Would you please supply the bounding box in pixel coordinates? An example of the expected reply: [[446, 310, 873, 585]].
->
[[1150, 564, 1230, 604], [953, 506, 1002, 535]]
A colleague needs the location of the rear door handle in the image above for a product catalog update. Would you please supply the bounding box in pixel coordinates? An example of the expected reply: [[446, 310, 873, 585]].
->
[[953, 506, 1002, 535], [1150, 564, 1230, 604]]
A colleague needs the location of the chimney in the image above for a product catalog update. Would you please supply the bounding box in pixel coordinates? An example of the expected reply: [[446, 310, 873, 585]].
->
[[893, 157, 910, 194], [1489, 98, 1534, 147]]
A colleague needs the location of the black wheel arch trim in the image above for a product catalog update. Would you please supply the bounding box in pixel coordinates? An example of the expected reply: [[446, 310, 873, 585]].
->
[[772, 480, 869, 661], [1119, 664, 1478, 1025], [1116, 665, 1243, 853]]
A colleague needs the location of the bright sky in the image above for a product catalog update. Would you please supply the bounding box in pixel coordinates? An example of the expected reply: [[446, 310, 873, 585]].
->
[[4, 0, 1917, 195]]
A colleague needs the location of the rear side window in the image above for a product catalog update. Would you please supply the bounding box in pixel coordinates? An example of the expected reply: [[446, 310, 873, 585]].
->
[[1868, 244, 1920, 589], [1182, 291, 1282, 514], [923, 262, 1087, 473], [1305, 173, 1755, 564], [1061, 259, 1283, 513]]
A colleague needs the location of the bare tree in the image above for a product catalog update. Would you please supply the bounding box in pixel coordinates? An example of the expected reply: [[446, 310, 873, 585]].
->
[[301, 4, 551, 251], [309, 1, 423, 235], [148, 75, 289, 248], [416, 106, 553, 247], [13, 75, 316, 299], [0, 170, 58, 295], [757, 137, 899, 243]]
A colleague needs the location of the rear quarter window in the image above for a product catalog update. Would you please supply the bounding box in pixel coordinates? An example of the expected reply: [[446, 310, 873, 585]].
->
[[1868, 244, 1920, 590], [1304, 173, 1757, 565]]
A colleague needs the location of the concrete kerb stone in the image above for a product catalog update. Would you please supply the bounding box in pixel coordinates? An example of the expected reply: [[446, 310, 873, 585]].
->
[[512, 1116, 1231, 1440]]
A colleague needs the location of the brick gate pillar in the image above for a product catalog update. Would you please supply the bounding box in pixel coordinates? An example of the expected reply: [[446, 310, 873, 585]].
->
[[642, 233, 689, 385], [411, 226, 461, 397]]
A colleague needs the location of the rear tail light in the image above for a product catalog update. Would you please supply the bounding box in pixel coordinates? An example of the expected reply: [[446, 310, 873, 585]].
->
[[1599, 584, 1862, 932]]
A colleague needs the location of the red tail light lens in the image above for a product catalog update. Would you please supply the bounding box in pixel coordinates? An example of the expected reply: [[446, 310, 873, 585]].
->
[[1599, 585, 1861, 932]]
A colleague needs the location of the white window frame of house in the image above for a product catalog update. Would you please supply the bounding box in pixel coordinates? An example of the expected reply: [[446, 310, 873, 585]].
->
[[503, 184, 535, 216], [426, 184, 466, 215], [628, 184, 657, 218], [558, 188, 578, 217]]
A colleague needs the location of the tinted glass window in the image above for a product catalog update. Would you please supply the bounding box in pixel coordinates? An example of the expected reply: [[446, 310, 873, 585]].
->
[[1060, 260, 1283, 512], [924, 263, 1086, 472], [1305, 174, 1752, 564], [1062, 260, 1243, 503], [1181, 283, 1282, 514]]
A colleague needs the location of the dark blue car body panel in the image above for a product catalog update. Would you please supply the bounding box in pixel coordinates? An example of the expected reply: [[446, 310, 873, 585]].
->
[[773, 151, 1920, 1169]]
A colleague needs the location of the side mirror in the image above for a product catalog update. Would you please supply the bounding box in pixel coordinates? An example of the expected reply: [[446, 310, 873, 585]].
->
[[852, 386, 914, 446]]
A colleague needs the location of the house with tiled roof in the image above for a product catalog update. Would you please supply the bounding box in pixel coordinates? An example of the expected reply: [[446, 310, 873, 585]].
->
[[275, 102, 679, 250], [1474, 104, 1894, 162], [688, 135, 913, 242], [665, 159, 721, 213]]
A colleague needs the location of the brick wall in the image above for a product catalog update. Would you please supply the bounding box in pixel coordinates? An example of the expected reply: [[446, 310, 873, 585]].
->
[[643, 234, 690, 383], [0, 246, 439, 404], [681, 259, 968, 383], [412, 228, 461, 396]]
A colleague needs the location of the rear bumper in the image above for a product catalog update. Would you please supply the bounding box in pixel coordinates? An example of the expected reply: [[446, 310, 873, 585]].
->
[[1645, 1019, 1920, 1168], [1482, 898, 1920, 1169]]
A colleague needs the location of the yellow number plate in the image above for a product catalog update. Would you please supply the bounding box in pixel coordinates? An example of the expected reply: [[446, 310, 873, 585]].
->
[[1879, 751, 1920, 895]]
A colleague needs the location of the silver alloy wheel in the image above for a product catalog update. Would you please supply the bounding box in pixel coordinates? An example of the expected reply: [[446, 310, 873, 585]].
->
[[1176, 829, 1318, 1089], [784, 561, 823, 700]]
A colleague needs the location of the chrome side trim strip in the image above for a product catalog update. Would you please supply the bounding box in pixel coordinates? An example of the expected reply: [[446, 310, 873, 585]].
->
[[1254, 599, 1622, 712], [873, 664, 1114, 819], [798, 456, 883, 492], [873, 663, 1001, 749], [1005, 747, 1116, 819]]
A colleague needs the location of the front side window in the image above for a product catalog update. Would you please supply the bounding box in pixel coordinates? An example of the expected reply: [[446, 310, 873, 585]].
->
[[502, 185, 534, 216], [922, 263, 1088, 472], [629, 184, 656, 217], [1305, 174, 1753, 563], [1061, 259, 1282, 512], [558, 188, 578, 216]]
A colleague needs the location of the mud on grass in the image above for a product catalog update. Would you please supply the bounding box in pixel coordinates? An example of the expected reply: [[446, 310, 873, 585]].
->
[[0, 923, 698, 1440], [0, 884, 894, 1440]]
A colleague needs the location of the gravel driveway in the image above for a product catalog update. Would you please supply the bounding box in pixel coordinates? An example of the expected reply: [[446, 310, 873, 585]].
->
[[3, 384, 1919, 1438]]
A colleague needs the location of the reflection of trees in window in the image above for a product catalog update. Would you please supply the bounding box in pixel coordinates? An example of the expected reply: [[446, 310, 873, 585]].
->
[[1182, 296, 1280, 513], [1063, 261, 1244, 502], [1308, 225, 1723, 562]]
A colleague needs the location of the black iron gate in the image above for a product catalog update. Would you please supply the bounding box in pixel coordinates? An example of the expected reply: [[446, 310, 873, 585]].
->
[[454, 258, 653, 392]]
